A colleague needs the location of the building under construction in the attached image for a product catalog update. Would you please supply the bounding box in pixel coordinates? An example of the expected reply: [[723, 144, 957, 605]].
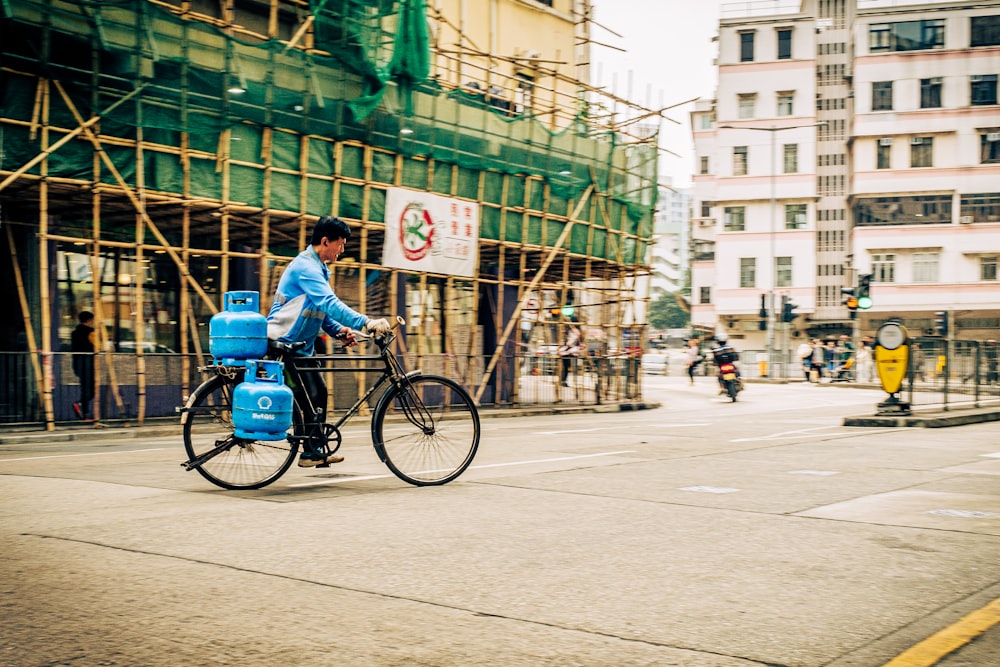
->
[[0, 0, 662, 429]]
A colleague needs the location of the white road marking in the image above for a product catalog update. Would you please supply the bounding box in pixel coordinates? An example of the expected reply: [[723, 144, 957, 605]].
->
[[731, 426, 904, 442], [535, 424, 708, 435], [0, 448, 169, 462], [288, 450, 637, 488]]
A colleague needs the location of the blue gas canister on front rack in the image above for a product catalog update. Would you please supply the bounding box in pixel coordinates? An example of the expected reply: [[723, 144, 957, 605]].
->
[[232, 359, 293, 441], [209, 291, 268, 365]]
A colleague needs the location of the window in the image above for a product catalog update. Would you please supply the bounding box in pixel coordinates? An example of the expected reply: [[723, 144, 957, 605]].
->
[[920, 77, 942, 108], [699, 156, 710, 174], [871, 254, 896, 283], [733, 146, 748, 176], [740, 31, 755, 62], [982, 256, 998, 281], [971, 74, 998, 105], [869, 20, 945, 52], [724, 206, 746, 231], [971, 15, 1000, 47], [877, 139, 892, 169], [699, 113, 715, 129], [785, 203, 807, 229], [783, 144, 798, 173], [740, 258, 756, 288], [701, 201, 712, 218], [872, 81, 893, 110], [910, 136, 933, 168], [960, 193, 1000, 222], [775, 257, 792, 288], [700, 286, 712, 304], [912, 252, 939, 283], [777, 28, 792, 59], [982, 132, 1000, 163], [738, 93, 757, 119], [855, 195, 952, 226], [777, 92, 794, 116]]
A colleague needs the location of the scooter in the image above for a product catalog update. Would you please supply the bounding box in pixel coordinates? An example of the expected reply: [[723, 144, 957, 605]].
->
[[717, 360, 741, 402], [710, 344, 742, 402]]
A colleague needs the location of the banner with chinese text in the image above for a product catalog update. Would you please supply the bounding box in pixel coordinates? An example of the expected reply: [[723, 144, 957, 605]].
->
[[383, 188, 480, 278]]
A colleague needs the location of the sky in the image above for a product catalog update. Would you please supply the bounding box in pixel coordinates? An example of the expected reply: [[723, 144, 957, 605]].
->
[[589, 0, 726, 189]]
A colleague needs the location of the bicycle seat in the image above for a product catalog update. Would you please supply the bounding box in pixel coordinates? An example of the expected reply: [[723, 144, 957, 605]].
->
[[268, 340, 308, 353]]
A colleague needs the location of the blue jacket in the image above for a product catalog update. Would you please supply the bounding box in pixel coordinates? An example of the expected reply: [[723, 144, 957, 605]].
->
[[266, 246, 368, 356]]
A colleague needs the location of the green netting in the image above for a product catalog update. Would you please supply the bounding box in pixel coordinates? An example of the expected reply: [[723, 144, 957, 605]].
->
[[2, 0, 657, 261]]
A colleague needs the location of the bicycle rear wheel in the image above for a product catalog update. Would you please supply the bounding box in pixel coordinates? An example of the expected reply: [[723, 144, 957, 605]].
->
[[182, 375, 298, 490], [372, 375, 480, 486]]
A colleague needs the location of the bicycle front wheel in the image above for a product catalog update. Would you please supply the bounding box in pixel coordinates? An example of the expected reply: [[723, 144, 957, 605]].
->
[[372, 375, 480, 486], [182, 375, 298, 490]]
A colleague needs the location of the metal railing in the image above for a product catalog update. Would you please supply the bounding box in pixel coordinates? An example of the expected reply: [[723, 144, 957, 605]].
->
[[0, 350, 645, 427]]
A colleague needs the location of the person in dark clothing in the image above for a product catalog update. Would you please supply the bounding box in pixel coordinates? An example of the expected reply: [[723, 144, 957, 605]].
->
[[70, 311, 96, 421]]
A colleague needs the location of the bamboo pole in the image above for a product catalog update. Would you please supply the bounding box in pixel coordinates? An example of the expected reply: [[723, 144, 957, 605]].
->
[[38, 79, 56, 431], [5, 226, 47, 418], [0, 83, 145, 194], [50, 80, 219, 314], [474, 184, 593, 403]]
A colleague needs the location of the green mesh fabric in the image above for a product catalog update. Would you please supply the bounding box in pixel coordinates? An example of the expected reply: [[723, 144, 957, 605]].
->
[[1, 0, 657, 260]]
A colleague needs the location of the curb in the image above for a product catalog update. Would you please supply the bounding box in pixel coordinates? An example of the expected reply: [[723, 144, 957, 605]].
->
[[0, 401, 662, 446], [844, 407, 1000, 428]]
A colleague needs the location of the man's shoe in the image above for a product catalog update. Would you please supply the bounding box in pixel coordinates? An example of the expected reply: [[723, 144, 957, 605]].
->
[[298, 452, 345, 468], [72, 402, 83, 419]]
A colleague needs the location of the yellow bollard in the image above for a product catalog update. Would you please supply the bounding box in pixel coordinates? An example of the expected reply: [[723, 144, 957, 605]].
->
[[759, 360, 768, 377]]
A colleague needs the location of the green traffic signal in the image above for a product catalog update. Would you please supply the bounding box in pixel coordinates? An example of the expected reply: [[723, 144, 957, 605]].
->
[[857, 274, 873, 310]]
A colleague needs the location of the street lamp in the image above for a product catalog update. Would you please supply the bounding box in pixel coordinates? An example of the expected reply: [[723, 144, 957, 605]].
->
[[718, 121, 826, 377]]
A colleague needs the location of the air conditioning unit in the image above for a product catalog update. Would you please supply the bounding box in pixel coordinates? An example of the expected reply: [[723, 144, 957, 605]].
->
[[699, 218, 716, 227], [930, 77, 943, 85], [911, 136, 924, 145], [987, 132, 1000, 142], [878, 137, 893, 146], [959, 215, 974, 224]]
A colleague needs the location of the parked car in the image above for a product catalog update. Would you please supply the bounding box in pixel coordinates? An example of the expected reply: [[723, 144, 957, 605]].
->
[[118, 342, 176, 353], [641, 353, 668, 375]]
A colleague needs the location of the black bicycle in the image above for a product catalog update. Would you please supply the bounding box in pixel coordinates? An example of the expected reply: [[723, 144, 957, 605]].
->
[[179, 317, 480, 490]]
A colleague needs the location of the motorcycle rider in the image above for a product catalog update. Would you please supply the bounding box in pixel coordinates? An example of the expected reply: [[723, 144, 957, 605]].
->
[[709, 335, 742, 395]]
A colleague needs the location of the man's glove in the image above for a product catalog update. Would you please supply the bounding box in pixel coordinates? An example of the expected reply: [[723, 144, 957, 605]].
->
[[365, 318, 391, 335]]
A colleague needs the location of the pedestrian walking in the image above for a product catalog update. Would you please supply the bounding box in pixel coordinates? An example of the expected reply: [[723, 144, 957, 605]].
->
[[795, 338, 813, 381], [70, 310, 96, 421], [809, 339, 826, 382], [684, 338, 704, 384], [558, 324, 583, 387], [855, 337, 874, 383]]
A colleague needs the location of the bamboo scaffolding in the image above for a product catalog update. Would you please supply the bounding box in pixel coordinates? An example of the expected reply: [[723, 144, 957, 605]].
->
[[50, 80, 220, 315], [5, 226, 47, 423], [474, 183, 594, 403]]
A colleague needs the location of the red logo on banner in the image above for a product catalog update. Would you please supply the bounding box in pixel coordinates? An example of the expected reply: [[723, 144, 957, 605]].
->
[[399, 202, 435, 261]]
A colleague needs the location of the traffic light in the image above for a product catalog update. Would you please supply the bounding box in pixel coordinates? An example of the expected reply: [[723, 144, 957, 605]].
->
[[933, 311, 948, 336], [758, 293, 767, 331], [857, 274, 873, 310], [781, 297, 799, 323], [841, 287, 858, 311]]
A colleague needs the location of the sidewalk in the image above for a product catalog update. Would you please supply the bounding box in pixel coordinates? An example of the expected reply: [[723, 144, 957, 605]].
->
[[743, 376, 1000, 428], [0, 400, 663, 446]]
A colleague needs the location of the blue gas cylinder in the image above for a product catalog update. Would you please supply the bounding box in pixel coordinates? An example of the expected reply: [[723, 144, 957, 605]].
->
[[209, 291, 268, 365], [232, 359, 293, 441]]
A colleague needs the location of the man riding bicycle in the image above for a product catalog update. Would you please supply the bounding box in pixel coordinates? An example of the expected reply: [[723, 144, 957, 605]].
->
[[266, 216, 391, 467]]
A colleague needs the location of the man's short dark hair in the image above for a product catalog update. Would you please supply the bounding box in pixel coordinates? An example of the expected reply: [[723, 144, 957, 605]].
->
[[311, 216, 351, 245], [79, 311, 94, 323]]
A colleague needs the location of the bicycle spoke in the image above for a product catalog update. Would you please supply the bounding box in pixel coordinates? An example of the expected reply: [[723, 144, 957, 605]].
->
[[374, 375, 479, 486], [182, 376, 297, 490]]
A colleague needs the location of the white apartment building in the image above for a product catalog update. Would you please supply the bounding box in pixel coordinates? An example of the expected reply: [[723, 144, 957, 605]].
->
[[648, 182, 692, 299], [690, 0, 1000, 354]]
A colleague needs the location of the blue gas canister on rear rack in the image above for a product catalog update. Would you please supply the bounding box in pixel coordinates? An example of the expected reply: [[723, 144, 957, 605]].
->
[[232, 359, 293, 441], [209, 291, 268, 365]]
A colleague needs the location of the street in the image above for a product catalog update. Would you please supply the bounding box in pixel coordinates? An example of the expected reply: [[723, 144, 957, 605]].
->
[[1, 377, 999, 666]]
